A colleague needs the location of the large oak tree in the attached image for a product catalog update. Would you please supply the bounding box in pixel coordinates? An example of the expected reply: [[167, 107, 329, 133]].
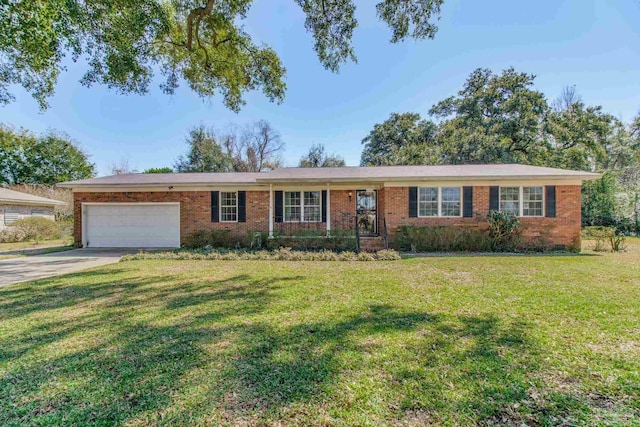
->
[[0, 0, 444, 110]]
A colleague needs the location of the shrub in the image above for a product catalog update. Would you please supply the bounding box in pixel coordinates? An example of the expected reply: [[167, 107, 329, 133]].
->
[[266, 234, 357, 252], [120, 248, 401, 262], [0, 217, 63, 243], [183, 229, 256, 249], [392, 225, 492, 252], [583, 226, 626, 252], [487, 210, 521, 251]]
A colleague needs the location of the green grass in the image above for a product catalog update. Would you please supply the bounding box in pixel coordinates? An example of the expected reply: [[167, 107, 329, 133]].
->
[[0, 239, 74, 260], [1, 240, 639, 426]]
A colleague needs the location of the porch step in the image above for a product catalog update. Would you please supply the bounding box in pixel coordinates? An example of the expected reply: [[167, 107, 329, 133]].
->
[[359, 236, 386, 252]]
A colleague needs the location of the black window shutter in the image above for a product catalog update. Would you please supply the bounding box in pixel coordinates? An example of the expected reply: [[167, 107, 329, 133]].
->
[[408, 187, 418, 218], [545, 186, 556, 218], [274, 190, 283, 223], [489, 186, 499, 212], [237, 191, 246, 222], [321, 190, 327, 223], [211, 191, 219, 222], [463, 186, 473, 218]]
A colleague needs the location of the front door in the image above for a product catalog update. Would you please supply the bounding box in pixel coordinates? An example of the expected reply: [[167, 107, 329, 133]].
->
[[356, 190, 377, 235]]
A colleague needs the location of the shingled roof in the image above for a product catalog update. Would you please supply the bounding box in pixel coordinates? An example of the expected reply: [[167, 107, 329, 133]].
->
[[0, 188, 66, 206], [57, 164, 600, 188]]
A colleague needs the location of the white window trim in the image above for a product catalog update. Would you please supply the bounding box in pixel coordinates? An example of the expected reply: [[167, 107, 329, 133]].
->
[[521, 186, 545, 218], [284, 190, 322, 223], [417, 186, 463, 218], [499, 186, 545, 217], [219, 191, 238, 223]]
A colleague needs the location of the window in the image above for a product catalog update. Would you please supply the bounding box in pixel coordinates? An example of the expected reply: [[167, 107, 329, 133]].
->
[[284, 191, 321, 222], [441, 187, 461, 217], [220, 191, 238, 222], [31, 209, 47, 217], [523, 187, 543, 217], [303, 191, 321, 222], [4, 208, 21, 225], [417, 187, 461, 217], [418, 188, 438, 217], [500, 187, 520, 215]]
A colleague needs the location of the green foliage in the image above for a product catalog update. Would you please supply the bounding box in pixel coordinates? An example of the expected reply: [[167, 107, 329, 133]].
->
[[122, 247, 400, 261], [582, 172, 621, 227], [299, 144, 346, 167], [583, 226, 627, 252], [0, 217, 67, 243], [430, 68, 550, 165], [266, 234, 357, 252], [487, 210, 521, 251], [1, 1, 444, 110], [393, 225, 493, 252], [361, 112, 439, 166], [174, 126, 234, 172], [0, 125, 95, 185], [175, 121, 283, 172], [360, 69, 640, 233], [183, 229, 249, 249], [143, 167, 174, 173]]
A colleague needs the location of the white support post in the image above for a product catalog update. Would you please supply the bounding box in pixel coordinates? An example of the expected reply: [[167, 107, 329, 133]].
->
[[268, 184, 274, 238], [326, 184, 331, 237]]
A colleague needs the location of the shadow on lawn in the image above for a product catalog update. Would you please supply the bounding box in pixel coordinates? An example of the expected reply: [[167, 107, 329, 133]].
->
[[0, 269, 586, 425]]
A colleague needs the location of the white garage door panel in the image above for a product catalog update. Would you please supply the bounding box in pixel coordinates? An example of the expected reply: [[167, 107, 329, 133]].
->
[[86, 204, 180, 248]]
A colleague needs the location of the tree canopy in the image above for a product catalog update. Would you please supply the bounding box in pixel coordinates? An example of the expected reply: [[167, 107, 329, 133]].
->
[[143, 167, 174, 173], [1, 0, 444, 110], [174, 121, 284, 172], [0, 125, 95, 184], [360, 67, 640, 231], [299, 144, 345, 167]]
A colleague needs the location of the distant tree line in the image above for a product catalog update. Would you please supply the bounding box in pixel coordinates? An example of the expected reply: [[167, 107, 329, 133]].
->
[[360, 68, 640, 232]]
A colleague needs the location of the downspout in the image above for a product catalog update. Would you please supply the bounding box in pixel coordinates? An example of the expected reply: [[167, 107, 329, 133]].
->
[[269, 183, 273, 238]]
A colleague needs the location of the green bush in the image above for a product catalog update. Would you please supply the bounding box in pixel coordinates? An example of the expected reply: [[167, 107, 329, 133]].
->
[[487, 210, 521, 251], [183, 229, 261, 249], [121, 248, 401, 262], [267, 233, 357, 252], [392, 225, 493, 252], [0, 217, 63, 243], [583, 226, 627, 252]]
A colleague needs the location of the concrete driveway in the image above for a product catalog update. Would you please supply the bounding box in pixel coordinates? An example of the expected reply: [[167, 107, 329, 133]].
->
[[0, 249, 134, 287]]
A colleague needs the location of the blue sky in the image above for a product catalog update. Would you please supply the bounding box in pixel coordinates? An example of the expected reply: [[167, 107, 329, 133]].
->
[[2, 0, 640, 176]]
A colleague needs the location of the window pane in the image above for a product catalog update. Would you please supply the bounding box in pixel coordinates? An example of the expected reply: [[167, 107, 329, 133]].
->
[[523, 187, 543, 216], [285, 191, 301, 207], [304, 206, 321, 222], [418, 187, 438, 217], [220, 192, 237, 221], [285, 206, 301, 222], [304, 191, 320, 206], [441, 187, 461, 202], [500, 187, 520, 215], [419, 202, 438, 217], [442, 202, 461, 217], [419, 187, 438, 202]]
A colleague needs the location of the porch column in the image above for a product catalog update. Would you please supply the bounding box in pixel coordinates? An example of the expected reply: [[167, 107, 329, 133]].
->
[[268, 184, 273, 237], [326, 184, 331, 237]]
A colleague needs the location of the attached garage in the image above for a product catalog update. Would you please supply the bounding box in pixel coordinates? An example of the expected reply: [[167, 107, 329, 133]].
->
[[83, 203, 180, 248]]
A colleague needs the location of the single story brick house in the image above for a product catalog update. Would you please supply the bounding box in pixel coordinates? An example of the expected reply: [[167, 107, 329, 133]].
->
[[58, 164, 600, 250], [0, 188, 66, 230]]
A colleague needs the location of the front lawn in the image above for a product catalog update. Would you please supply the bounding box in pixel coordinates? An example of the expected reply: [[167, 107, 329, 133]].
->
[[0, 239, 74, 260], [1, 240, 639, 425]]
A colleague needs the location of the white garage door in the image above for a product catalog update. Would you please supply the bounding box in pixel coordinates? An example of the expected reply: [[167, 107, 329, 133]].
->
[[85, 204, 180, 248]]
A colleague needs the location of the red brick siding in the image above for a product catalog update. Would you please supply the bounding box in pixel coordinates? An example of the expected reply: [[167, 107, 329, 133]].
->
[[74, 185, 582, 250], [383, 185, 582, 249], [73, 191, 269, 247]]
